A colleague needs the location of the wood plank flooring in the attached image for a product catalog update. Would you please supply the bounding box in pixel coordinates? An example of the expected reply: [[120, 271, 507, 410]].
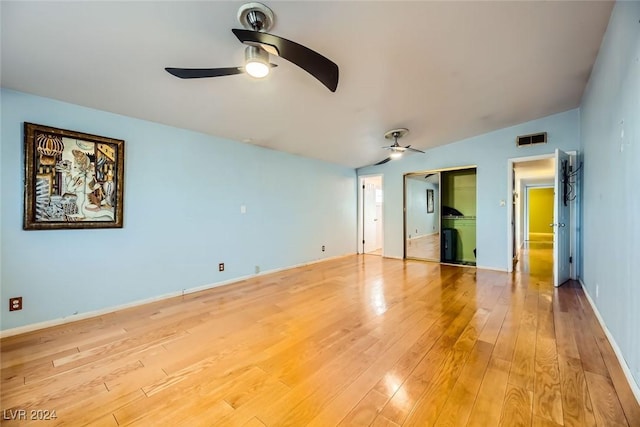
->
[[1, 247, 639, 426]]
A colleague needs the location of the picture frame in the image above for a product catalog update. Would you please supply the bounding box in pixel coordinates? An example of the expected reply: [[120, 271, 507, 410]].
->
[[427, 189, 434, 213], [23, 122, 125, 230]]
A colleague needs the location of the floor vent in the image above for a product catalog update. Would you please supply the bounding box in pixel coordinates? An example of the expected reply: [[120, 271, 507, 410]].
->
[[516, 132, 547, 147]]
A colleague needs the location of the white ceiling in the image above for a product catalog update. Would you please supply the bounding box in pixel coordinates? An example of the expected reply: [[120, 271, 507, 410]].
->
[[1, 1, 613, 169]]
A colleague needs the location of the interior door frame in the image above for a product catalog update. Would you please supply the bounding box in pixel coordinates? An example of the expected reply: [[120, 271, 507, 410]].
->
[[403, 165, 477, 261], [357, 174, 384, 255], [524, 184, 554, 242], [506, 151, 579, 277]]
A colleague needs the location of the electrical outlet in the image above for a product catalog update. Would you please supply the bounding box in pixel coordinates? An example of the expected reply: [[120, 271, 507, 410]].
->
[[595, 283, 599, 299], [9, 297, 22, 311], [321, 245, 325, 252], [218, 263, 224, 272], [255, 265, 260, 274]]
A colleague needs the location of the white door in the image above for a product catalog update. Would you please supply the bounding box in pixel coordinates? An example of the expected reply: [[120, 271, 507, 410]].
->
[[553, 149, 571, 287], [361, 176, 383, 254]]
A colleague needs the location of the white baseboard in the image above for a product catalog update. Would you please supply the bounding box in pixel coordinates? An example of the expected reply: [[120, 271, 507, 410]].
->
[[476, 265, 508, 272], [578, 279, 640, 405], [0, 253, 354, 339]]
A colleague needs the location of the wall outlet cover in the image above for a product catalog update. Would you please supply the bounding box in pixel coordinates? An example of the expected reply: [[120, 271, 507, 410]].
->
[[9, 297, 23, 311]]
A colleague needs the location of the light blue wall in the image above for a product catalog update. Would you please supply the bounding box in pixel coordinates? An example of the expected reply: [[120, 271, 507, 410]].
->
[[0, 89, 357, 331], [358, 109, 580, 269], [580, 1, 640, 388]]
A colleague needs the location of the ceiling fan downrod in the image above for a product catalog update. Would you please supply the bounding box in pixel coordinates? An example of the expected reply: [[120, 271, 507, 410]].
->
[[238, 2, 275, 32], [246, 10, 266, 31]]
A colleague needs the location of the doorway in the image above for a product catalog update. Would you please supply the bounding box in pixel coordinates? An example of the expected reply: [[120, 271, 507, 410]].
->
[[358, 175, 383, 255], [526, 186, 554, 243], [404, 166, 477, 265], [508, 151, 578, 286]]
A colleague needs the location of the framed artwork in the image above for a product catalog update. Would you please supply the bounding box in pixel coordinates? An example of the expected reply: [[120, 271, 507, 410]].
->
[[427, 189, 434, 213], [23, 122, 125, 230]]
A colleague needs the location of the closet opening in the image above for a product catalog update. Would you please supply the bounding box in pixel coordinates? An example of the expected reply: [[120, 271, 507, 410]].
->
[[404, 166, 477, 266]]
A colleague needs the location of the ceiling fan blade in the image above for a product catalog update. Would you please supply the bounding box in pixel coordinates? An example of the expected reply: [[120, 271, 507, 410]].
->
[[374, 157, 392, 166], [405, 146, 425, 153], [232, 29, 339, 92], [165, 64, 278, 79], [165, 67, 244, 79]]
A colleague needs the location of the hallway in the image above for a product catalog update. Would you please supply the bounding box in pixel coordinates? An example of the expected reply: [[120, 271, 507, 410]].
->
[[516, 241, 554, 280]]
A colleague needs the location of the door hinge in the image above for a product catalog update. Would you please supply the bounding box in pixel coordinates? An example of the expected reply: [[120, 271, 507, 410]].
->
[[362, 240, 365, 244], [569, 256, 573, 263]]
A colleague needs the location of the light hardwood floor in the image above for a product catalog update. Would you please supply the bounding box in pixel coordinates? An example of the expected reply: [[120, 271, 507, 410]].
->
[[1, 249, 639, 426]]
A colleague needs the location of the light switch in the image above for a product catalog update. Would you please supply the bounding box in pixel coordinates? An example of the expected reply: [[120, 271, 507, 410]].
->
[[499, 200, 506, 207], [240, 205, 247, 214]]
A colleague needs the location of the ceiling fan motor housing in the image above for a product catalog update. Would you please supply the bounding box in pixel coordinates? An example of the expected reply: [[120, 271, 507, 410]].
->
[[385, 128, 409, 141], [238, 2, 274, 32], [385, 128, 409, 148]]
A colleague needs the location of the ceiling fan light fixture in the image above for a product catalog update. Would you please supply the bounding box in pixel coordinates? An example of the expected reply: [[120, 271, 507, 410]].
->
[[244, 46, 270, 78], [390, 151, 403, 159]]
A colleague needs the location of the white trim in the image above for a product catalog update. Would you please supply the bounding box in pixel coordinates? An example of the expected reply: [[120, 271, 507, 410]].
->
[[507, 151, 578, 277], [403, 164, 478, 176], [0, 253, 354, 338], [358, 174, 384, 256], [476, 265, 509, 272], [507, 153, 555, 272], [579, 279, 640, 405]]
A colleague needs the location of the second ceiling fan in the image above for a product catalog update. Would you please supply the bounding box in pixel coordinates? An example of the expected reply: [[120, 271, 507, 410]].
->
[[165, 2, 339, 92], [375, 128, 425, 165]]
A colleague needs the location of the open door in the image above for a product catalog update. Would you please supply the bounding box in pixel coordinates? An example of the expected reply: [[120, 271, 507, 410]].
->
[[553, 149, 571, 287], [511, 167, 517, 270], [361, 176, 383, 254]]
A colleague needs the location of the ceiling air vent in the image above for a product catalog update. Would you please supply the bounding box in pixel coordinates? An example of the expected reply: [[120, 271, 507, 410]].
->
[[516, 132, 547, 147]]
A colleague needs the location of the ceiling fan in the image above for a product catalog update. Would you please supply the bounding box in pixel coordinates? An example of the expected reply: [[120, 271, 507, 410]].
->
[[374, 128, 425, 165], [165, 2, 339, 92]]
